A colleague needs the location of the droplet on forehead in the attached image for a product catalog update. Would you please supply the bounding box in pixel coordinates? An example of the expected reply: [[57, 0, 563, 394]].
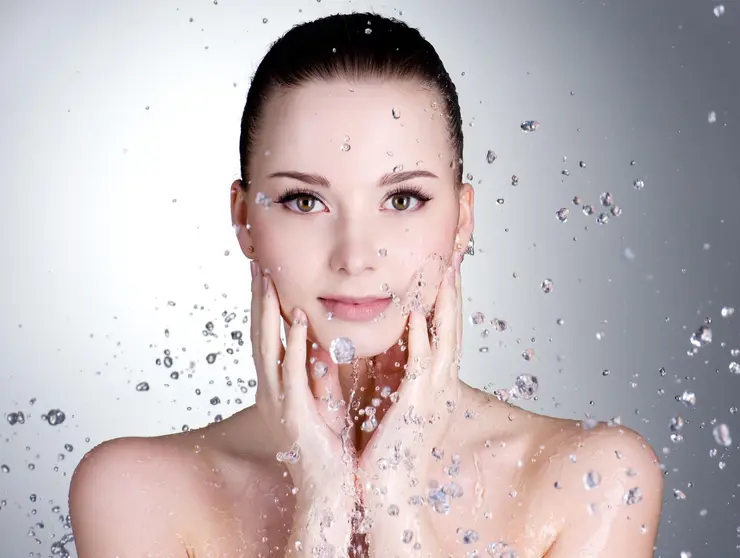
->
[[330, 337, 355, 364], [392, 107, 401, 119]]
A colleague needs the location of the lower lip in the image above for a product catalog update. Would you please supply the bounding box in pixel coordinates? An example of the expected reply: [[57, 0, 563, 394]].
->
[[319, 298, 392, 322]]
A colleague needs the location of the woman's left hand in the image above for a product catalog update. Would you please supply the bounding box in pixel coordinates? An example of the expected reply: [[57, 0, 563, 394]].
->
[[356, 252, 463, 498]]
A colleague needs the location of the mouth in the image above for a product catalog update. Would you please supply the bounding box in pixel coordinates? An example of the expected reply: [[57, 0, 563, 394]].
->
[[318, 296, 393, 322]]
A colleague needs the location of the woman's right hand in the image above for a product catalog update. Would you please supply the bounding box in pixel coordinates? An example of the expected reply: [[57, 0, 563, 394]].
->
[[249, 261, 356, 494]]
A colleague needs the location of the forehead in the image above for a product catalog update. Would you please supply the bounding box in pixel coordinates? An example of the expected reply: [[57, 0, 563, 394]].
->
[[252, 79, 455, 181]]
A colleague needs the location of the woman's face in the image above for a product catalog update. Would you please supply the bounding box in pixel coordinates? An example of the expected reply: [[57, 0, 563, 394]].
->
[[232, 79, 473, 358]]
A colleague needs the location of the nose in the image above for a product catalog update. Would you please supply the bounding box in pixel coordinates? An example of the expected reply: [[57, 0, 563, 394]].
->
[[328, 218, 378, 276]]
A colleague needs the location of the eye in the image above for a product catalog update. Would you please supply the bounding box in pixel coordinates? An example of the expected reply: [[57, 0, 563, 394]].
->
[[274, 189, 327, 213], [383, 185, 432, 212]]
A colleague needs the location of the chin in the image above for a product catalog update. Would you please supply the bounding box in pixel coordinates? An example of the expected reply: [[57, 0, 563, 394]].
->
[[309, 316, 407, 359]]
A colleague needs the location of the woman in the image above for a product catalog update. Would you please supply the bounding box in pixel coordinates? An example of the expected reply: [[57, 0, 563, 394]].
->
[[69, 12, 663, 558]]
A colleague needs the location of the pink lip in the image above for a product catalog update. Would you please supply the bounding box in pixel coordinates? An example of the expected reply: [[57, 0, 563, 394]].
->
[[319, 296, 392, 322]]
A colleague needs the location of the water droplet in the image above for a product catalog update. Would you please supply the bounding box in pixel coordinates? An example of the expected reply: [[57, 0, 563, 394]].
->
[[393, 164, 404, 173], [670, 416, 685, 432], [714, 4, 725, 17], [690, 325, 712, 348], [457, 528, 479, 544], [633, 178, 645, 190], [541, 278, 554, 293], [136, 382, 150, 392], [511, 175, 519, 186], [680, 391, 696, 408], [599, 192, 613, 206], [713, 423, 732, 446], [721, 306, 735, 318], [340, 143, 351, 152], [729, 362, 739, 374], [392, 108, 401, 119], [520, 120, 540, 132], [582, 204, 594, 216], [584, 470, 601, 489], [610, 205, 623, 217], [556, 208, 569, 222], [255, 192, 272, 207], [276, 442, 301, 464], [377, 248, 387, 257], [522, 348, 534, 361], [470, 312, 485, 325], [365, 27, 372, 34], [262, 17, 268, 23], [708, 110, 717, 123], [596, 213, 609, 225], [624, 487, 643, 505], [486, 150, 497, 164], [45, 409, 66, 426], [330, 337, 355, 364], [512, 375, 538, 399]]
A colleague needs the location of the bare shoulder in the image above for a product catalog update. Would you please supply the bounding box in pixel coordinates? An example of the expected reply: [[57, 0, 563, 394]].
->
[[527, 415, 664, 556], [69, 432, 234, 558]]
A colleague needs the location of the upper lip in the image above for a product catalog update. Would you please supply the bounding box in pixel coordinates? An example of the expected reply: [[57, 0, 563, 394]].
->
[[319, 296, 391, 304]]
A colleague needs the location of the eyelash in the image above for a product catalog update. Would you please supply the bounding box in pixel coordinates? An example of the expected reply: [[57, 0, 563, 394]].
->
[[274, 185, 433, 211]]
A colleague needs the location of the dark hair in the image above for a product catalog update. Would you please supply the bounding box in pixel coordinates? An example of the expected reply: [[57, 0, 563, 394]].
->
[[238, 12, 464, 188]]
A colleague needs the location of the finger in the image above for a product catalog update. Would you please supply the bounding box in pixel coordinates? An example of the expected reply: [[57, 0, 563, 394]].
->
[[259, 272, 282, 397], [432, 263, 457, 368], [408, 308, 432, 362], [282, 308, 310, 412], [250, 261, 268, 393], [308, 344, 347, 432]]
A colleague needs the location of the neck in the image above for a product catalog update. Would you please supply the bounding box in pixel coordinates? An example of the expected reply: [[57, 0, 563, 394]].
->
[[337, 355, 405, 451]]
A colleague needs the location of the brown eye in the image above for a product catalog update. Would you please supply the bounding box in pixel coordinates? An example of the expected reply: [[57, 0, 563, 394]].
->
[[295, 197, 316, 212], [390, 195, 411, 211]]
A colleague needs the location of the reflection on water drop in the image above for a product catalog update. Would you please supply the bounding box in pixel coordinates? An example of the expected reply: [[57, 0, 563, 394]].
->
[[44, 409, 66, 426], [541, 279, 553, 293], [520, 120, 540, 132], [470, 312, 485, 325], [713, 423, 731, 446], [624, 486, 643, 505], [680, 391, 696, 408], [276, 442, 301, 464], [584, 470, 601, 489], [512, 375, 538, 399], [330, 337, 355, 364], [255, 192, 272, 207], [690, 325, 712, 348]]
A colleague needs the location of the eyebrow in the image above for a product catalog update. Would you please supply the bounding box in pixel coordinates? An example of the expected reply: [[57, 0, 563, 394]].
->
[[266, 169, 439, 187]]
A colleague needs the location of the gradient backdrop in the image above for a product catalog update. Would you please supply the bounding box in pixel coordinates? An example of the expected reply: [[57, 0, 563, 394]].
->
[[1, 0, 739, 556]]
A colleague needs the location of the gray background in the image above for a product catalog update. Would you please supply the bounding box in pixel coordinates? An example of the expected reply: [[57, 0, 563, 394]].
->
[[1, 0, 739, 556]]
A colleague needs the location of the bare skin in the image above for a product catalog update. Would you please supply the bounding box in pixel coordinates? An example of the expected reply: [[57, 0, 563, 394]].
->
[[69, 78, 663, 557], [70, 383, 663, 558]]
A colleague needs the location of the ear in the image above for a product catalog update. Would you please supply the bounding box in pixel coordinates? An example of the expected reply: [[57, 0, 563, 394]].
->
[[230, 179, 256, 259], [455, 182, 475, 252]]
